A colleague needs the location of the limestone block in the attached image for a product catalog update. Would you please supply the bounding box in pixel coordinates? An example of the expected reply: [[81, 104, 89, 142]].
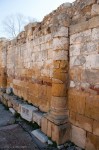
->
[[9, 108, 16, 116], [70, 21, 89, 35], [91, 4, 99, 16], [31, 129, 48, 143], [92, 27, 99, 41], [86, 133, 99, 150], [53, 50, 68, 61], [53, 69, 68, 82], [82, 69, 99, 85], [12, 99, 22, 112], [41, 117, 48, 135], [47, 121, 52, 137], [70, 56, 86, 68], [32, 111, 43, 126], [85, 96, 99, 121], [52, 123, 71, 145], [93, 120, 99, 136], [68, 90, 86, 115], [85, 54, 99, 69], [75, 114, 93, 132], [71, 125, 86, 149], [20, 104, 38, 122], [70, 44, 80, 56], [53, 27, 68, 38], [70, 29, 91, 44], [53, 37, 69, 50], [89, 16, 99, 29]]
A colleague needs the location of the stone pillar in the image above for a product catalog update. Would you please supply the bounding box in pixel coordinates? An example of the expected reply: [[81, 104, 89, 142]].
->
[[41, 10, 71, 145]]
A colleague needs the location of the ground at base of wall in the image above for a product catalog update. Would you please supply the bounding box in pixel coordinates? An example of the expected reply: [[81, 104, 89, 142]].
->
[[0, 102, 83, 150]]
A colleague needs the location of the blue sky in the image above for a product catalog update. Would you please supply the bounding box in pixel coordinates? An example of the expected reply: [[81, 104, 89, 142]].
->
[[0, 0, 74, 37]]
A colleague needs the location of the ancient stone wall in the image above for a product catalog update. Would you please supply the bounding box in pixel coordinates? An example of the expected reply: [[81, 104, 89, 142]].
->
[[69, 0, 99, 149], [0, 0, 99, 149]]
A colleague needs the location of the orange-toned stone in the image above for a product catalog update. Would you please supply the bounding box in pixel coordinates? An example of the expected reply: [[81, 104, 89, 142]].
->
[[53, 68, 68, 82], [41, 117, 48, 135], [85, 95, 99, 121], [86, 133, 99, 150], [71, 125, 86, 149], [52, 123, 71, 145], [75, 114, 93, 132], [68, 90, 86, 115], [93, 120, 99, 136], [52, 83, 67, 97]]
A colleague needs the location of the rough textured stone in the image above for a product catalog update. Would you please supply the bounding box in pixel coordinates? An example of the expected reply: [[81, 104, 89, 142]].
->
[[20, 104, 38, 122], [31, 129, 48, 143], [86, 133, 99, 150], [32, 111, 43, 126], [71, 125, 86, 149], [91, 4, 99, 16]]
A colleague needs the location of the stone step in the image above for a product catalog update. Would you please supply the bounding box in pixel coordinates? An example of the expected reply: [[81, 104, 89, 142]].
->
[[31, 129, 48, 143]]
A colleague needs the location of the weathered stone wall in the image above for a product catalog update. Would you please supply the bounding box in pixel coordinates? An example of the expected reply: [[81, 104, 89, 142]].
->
[[69, 0, 99, 149], [0, 0, 99, 149], [0, 39, 7, 88], [6, 22, 53, 112], [5, 5, 70, 113]]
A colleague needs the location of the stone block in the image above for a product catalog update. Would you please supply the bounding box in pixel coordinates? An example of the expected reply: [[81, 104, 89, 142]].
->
[[92, 27, 99, 41], [53, 50, 68, 61], [70, 21, 89, 35], [9, 108, 16, 116], [85, 54, 99, 69], [85, 95, 99, 121], [75, 114, 93, 132], [20, 104, 38, 122], [31, 129, 48, 143], [47, 121, 52, 137], [52, 123, 71, 145], [91, 4, 99, 16], [86, 133, 99, 150], [53, 37, 69, 50], [53, 27, 68, 38], [89, 16, 99, 29], [71, 125, 86, 149], [93, 120, 99, 136], [41, 117, 48, 135], [53, 69, 68, 82], [68, 90, 86, 115], [32, 111, 43, 126], [70, 29, 91, 45]]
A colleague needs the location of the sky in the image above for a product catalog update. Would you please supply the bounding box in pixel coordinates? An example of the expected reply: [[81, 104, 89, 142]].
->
[[0, 0, 74, 37]]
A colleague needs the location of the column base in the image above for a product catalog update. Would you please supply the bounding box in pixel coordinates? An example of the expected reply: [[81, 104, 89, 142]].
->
[[41, 114, 71, 145]]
